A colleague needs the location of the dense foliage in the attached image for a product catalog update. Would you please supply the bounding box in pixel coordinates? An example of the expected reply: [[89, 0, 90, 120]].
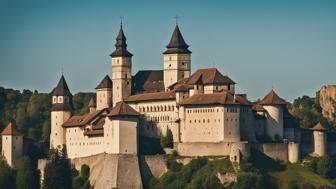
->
[[0, 155, 16, 189], [43, 149, 73, 189], [305, 156, 336, 179], [0, 87, 94, 156], [149, 156, 234, 189], [291, 92, 336, 130], [15, 156, 40, 189], [72, 164, 93, 189]]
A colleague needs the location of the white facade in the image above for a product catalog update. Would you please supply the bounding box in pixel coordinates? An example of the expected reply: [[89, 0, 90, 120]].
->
[[163, 53, 191, 89], [96, 89, 112, 110], [263, 105, 284, 140], [1, 134, 23, 167], [112, 57, 132, 105]]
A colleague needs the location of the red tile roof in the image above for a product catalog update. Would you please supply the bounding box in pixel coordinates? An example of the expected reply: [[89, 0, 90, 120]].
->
[[1, 122, 22, 136], [179, 92, 251, 106], [62, 109, 105, 127], [125, 91, 175, 102], [311, 122, 327, 131], [187, 68, 236, 85], [107, 102, 139, 117], [259, 89, 287, 105]]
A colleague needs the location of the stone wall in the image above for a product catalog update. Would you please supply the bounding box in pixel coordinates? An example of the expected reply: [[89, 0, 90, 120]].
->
[[255, 143, 288, 162], [139, 155, 168, 189], [71, 153, 142, 189]]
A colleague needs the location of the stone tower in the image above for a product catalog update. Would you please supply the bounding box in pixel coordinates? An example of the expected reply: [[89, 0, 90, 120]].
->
[[1, 122, 23, 167], [111, 24, 133, 106], [50, 75, 72, 150], [88, 97, 96, 113], [163, 24, 191, 90], [312, 122, 327, 157], [95, 75, 112, 110], [259, 89, 286, 140]]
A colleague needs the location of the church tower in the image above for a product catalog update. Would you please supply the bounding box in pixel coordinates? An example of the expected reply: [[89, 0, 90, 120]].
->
[[50, 75, 72, 150], [111, 23, 133, 106], [163, 24, 191, 89]]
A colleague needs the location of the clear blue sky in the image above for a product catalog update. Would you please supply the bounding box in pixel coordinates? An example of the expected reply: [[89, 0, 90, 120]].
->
[[1, 0, 335, 102]]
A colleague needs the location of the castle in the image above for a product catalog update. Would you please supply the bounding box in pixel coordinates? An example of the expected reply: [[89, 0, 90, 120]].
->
[[1, 23, 334, 169]]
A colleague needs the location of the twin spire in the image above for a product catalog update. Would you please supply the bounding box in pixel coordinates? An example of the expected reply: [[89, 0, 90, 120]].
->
[[110, 20, 191, 57]]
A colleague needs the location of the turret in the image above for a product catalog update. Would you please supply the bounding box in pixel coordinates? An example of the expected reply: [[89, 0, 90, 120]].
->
[[163, 24, 191, 90], [50, 75, 72, 150], [95, 75, 112, 110], [111, 23, 132, 106], [88, 97, 96, 113], [259, 89, 287, 140], [1, 122, 23, 167], [312, 122, 327, 157]]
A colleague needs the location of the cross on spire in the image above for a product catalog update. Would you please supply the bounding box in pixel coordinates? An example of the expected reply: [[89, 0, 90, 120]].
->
[[120, 16, 123, 27], [174, 15, 179, 25]]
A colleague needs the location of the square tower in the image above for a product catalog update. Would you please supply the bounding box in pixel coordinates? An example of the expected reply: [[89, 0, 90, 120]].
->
[[163, 25, 191, 89], [1, 122, 23, 167]]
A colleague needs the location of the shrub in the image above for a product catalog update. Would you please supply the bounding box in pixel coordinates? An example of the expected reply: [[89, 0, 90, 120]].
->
[[160, 129, 174, 148], [81, 164, 90, 180]]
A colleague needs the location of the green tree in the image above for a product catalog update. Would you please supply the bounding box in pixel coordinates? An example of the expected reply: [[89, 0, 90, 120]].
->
[[160, 128, 174, 148], [15, 156, 40, 189], [43, 149, 73, 189], [0, 155, 16, 189]]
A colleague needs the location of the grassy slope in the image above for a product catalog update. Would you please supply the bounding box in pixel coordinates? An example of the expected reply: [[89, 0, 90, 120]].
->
[[250, 149, 334, 188], [268, 164, 333, 188]]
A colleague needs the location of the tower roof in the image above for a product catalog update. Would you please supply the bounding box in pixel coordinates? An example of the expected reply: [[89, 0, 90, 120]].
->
[[311, 122, 327, 131], [95, 75, 112, 89], [163, 25, 191, 54], [1, 122, 22, 136], [52, 75, 72, 96], [259, 89, 287, 105], [107, 101, 140, 117], [88, 98, 96, 107], [187, 68, 236, 85], [110, 24, 133, 57]]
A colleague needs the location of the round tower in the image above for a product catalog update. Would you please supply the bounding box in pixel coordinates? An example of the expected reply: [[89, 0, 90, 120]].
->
[[111, 23, 132, 106], [312, 122, 327, 157], [50, 75, 72, 150], [259, 89, 287, 140], [95, 75, 112, 110], [163, 24, 191, 90]]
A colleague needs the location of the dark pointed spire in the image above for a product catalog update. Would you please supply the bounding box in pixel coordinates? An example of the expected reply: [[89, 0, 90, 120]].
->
[[110, 24, 133, 57], [52, 75, 72, 96], [95, 75, 112, 89], [163, 25, 191, 54], [88, 98, 96, 108]]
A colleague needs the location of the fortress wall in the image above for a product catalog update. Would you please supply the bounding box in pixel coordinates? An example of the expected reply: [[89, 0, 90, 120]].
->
[[182, 106, 225, 143], [71, 153, 142, 189], [176, 142, 250, 157], [259, 143, 288, 162], [177, 142, 231, 156], [139, 155, 168, 189]]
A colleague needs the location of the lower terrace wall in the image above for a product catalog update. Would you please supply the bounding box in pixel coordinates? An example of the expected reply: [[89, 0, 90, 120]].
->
[[139, 155, 168, 189], [71, 153, 143, 189], [253, 143, 288, 162], [176, 142, 250, 158]]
